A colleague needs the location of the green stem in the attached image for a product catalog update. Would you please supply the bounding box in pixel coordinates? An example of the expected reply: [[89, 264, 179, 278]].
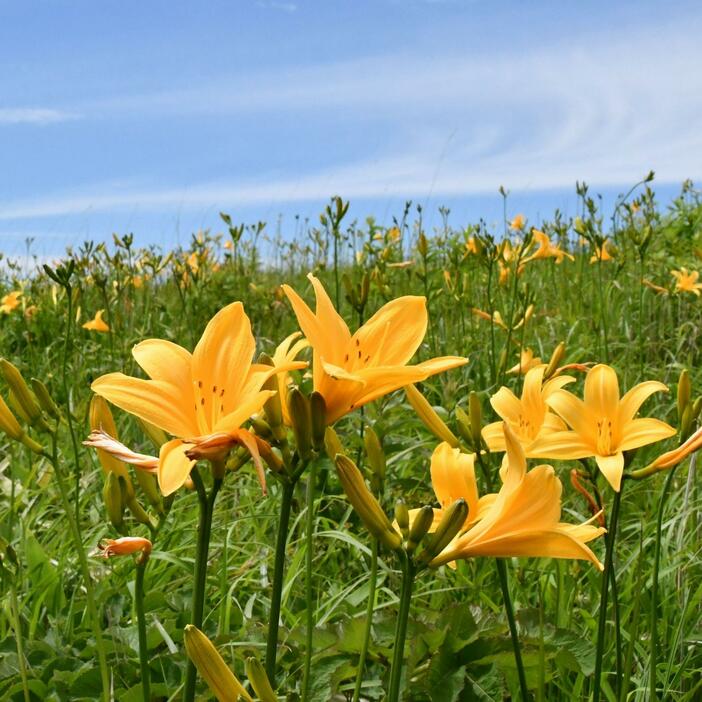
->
[[387, 553, 415, 702], [301, 459, 318, 700], [592, 486, 623, 701], [10, 582, 30, 702], [496, 559, 530, 701], [352, 538, 379, 702], [265, 479, 296, 686], [135, 558, 151, 702], [183, 468, 222, 702], [49, 436, 111, 702], [649, 467, 677, 701]]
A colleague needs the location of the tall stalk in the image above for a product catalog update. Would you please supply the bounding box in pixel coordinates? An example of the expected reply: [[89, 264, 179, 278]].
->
[[301, 459, 318, 700], [592, 487, 623, 701], [265, 479, 296, 685], [387, 552, 415, 702], [352, 538, 379, 702], [183, 467, 223, 702], [134, 558, 151, 702]]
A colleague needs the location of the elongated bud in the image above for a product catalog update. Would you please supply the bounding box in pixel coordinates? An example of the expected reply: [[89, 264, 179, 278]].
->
[[394, 499, 409, 538], [678, 369, 691, 423], [89, 396, 135, 498], [455, 406, 473, 446], [363, 426, 386, 484], [183, 625, 253, 702], [288, 388, 312, 460], [417, 232, 428, 257], [335, 454, 402, 551], [680, 404, 694, 442], [405, 384, 459, 448], [30, 378, 61, 420], [0, 359, 50, 432], [544, 342, 566, 380], [310, 392, 327, 451], [407, 505, 434, 553], [137, 417, 169, 449], [103, 472, 125, 531], [259, 353, 284, 433], [0, 395, 43, 452], [245, 657, 277, 702], [360, 272, 370, 307], [692, 397, 702, 423], [420, 499, 468, 563], [497, 348, 507, 377], [7, 390, 30, 423], [125, 490, 154, 530], [134, 470, 163, 513], [325, 426, 344, 461], [250, 416, 273, 439], [468, 392, 483, 449]]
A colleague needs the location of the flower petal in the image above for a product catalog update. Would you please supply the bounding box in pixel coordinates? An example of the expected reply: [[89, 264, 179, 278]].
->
[[158, 439, 196, 496], [546, 389, 593, 437], [619, 417, 676, 452], [132, 339, 192, 386], [529, 430, 594, 460], [595, 452, 625, 492], [430, 443, 480, 520], [490, 387, 521, 424], [584, 364, 620, 416], [618, 381, 668, 424]]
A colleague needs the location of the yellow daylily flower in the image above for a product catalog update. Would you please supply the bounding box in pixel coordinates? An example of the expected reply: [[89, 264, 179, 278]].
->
[[83, 310, 110, 332], [590, 240, 614, 263], [523, 230, 574, 264], [506, 348, 543, 375], [271, 331, 310, 425], [430, 425, 605, 569], [529, 364, 676, 492], [281, 274, 467, 424], [91, 302, 306, 495], [671, 267, 702, 296], [0, 291, 22, 314], [509, 214, 526, 230], [483, 365, 575, 454]]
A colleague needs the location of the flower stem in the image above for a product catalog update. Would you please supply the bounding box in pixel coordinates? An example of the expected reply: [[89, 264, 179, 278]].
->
[[135, 558, 151, 702], [387, 553, 415, 702], [301, 459, 318, 700], [9, 581, 30, 702], [592, 486, 623, 701], [496, 559, 530, 701], [183, 467, 222, 702], [49, 435, 111, 702], [352, 537, 379, 702], [649, 467, 676, 701], [265, 478, 296, 686]]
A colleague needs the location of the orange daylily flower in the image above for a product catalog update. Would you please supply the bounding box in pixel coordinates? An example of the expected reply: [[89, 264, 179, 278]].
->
[[429, 425, 605, 569], [91, 302, 306, 495], [0, 291, 22, 314], [523, 230, 574, 264], [590, 240, 614, 263], [282, 274, 467, 424], [671, 268, 702, 296], [483, 365, 575, 454], [83, 310, 110, 332], [509, 214, 526, 230], [530, 364, 675, 491], [97, 536, 152, 558]]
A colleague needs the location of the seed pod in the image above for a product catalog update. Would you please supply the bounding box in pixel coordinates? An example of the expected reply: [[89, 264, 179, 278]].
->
[[310, 391, 327, 451], [394, 499, 409, 539], [468, 392, 483, 450], [335, 454, 401, 551], [419, 498, 468, 563], [0, 360, 50, 432], [245, 657, 277, 702], [288, 388, 312, 461], [183, 625, 253, 702], [544, 342, 566, 380], [407, 505, 434, 553], [405, 384, 459, 448], [30, 378, 61, 420]]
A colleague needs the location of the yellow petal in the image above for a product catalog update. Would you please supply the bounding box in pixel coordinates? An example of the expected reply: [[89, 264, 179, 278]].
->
[[430, 443, 479, 519], [482, 421, 506, 451], [91, 373, 197, 437], [132, 338, 192, 386], [584, 364, 620, 416], [595, 452, 625, 492], [529, 430, 594, 460], [619, 417, 676, 452], [158, 439, 196, 496], [490, 387, 521, 423], [618, 381, 668, 424], [212, 390, 275, 434], [501, 423, 527, 492], [546, 388, 593, 437]]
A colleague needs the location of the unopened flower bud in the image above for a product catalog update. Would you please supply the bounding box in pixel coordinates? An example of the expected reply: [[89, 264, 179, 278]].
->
[[0, 359, 50, 432], [183, 625, 252, 702], [405, 384, 459, 447], [135, 470, 163, 513], [288, 388, 312, 461], [30, 378, 61, 421], [468, 391, 483, 450], [103, 471, 125, 532], [137, 417, 168, 449], [259, 352, 284, 433], [420, 499, 468, 564], [678, 369, 691, 424], [335, 454, 401, 551], [250, 416, 273, 439], [324, 426, 344, 461], [97, 536, 152, 559], [394, 499, 409, 538], [245, 657, 277, 702], [407, 505, 434, 553], [544, 342, 566, 380], [309, 392, 327, 451], [363, 426, 386, 484], [455, 406, 473, 446]]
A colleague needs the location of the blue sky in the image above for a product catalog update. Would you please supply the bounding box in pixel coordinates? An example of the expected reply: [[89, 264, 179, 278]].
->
[[1, 0, 701, 258]]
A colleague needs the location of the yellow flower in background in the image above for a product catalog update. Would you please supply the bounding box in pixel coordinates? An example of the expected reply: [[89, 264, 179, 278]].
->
[[671, 267, 702, 296], [24, 305, 38, 319], [282, 274, 468, 424], [530, 364, 675, 491], [430, 424, 605, 569], [498, 262, 510, 286], [590, 240, 614, 263], [506, 348, 542, 375], [524, 230, 574, 264], [465, 236, 479, 255], [0, 291, 22, 314], [509, 214, 525, 230], [483, 365, 575, 454], [91, 302, 306, 495], [83, 310, 110, 332], [224, 239, 233, 250]]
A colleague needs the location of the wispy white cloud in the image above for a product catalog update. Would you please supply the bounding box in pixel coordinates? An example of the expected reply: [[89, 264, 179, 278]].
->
[[0, 108, 81, 125]]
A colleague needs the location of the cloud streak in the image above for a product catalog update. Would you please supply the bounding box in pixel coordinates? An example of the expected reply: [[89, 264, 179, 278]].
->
[[0, 108, 81, 125]]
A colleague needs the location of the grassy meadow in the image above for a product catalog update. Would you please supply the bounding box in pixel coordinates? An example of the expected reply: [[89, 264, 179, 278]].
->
[[1, 180, 702, 701]]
